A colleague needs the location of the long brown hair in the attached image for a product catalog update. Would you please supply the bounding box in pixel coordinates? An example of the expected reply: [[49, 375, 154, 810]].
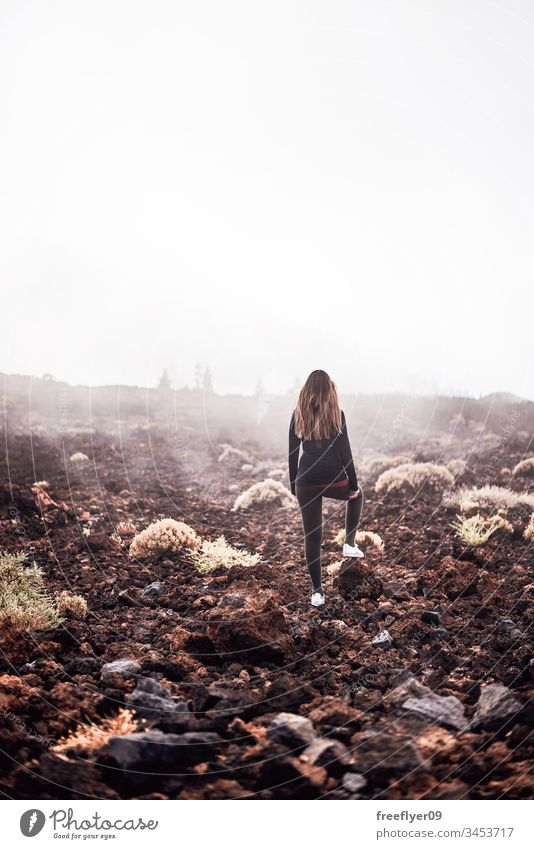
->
[[293, 370, 342, 440]]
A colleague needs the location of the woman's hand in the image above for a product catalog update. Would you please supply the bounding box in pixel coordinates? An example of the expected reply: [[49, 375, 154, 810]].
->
[[347, 489, 361, 500]]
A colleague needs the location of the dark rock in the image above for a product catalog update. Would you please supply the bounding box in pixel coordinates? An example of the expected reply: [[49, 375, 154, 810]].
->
[[372, 629, 393, 649], [384, 677, 430, 707], [348, 729, 427, 786], [126, 677, 190, 730], [100, 659, 141, 682], [470, 684, 522, 731], [302, 738, 349, 769], [428, 627, 450, 642], [268, 712, 316, 748], [402, 693, 467, 731], [142, 581, 166, 598], [107, 731, 221, 771], [495, 618, 515, 634], [64, 657, 101, 676], [421, 610, 441, 626]]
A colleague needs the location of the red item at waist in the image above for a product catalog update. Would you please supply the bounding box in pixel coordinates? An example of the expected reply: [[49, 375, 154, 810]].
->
[[299, 477, 349, 488]]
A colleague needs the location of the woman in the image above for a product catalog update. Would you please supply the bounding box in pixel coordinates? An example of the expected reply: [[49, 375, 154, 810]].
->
[[288, 370, 364, 607]]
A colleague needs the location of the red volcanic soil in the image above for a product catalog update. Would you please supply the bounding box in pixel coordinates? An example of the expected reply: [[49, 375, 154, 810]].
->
[[0, 422, 533, 800]]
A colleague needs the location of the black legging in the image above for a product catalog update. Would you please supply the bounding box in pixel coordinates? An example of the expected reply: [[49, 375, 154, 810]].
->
[[295, 482, 364, 592]]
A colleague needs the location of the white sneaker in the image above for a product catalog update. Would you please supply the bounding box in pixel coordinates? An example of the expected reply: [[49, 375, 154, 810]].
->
[[343, 542, 364, 558], [311, 590, 325, 607]]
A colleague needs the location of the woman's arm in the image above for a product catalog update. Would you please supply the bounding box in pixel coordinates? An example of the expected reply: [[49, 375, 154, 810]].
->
[[336, 410, 359, 492], [288, 411, 301, 495]]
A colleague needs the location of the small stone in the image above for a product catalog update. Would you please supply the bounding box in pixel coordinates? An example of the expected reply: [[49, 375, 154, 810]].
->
[[403, 693, 467, 731], [302, 738, 349, 768], [428, 627, 450, 642], [268, 712, 316, 747], [421, 610, 441, 626], [342, 772, 367, 793], [100, 659, 141, 682], [495, 618, 515, 633], [470, 684, 522, 731], [142, 581, 166, 598], [372, 629, 393, 649]]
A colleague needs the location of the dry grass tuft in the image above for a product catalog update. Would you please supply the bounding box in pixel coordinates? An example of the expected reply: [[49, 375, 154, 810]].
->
[[367, 455, 412, 477], [524, 513, 534, 542], [333, 528, 385, 552], [129, 519, 201, 559], [218, 444, 252, 465], [444, 485, 534, 514], [232, 479, 294, 511], [375, 462, 454, 496], [57, 591, 88, 619], [194, 536, 260, 573], [53, 708, 139, 754], [452, 513, 513, 546], [512, 457, 534, 477], [0, 551, 62, 631]]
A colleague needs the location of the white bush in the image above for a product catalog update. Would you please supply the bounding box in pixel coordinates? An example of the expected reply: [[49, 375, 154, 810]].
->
[[375, 462, 454, 496], [232, 478, 294, 511], [129, 518, 201, 558]]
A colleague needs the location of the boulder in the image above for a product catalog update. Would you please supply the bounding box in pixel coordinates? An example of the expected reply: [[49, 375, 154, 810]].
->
[[402, 693, 468, 731], [268, 712, 316, 748], [126, 677, 190, 730], [302, 737, 349, 768], [107, 731, 221, 771], [470, 684, 522, 731], [206, 589, 292, 660], [100, 659, 141, 683], [384, 676, 431, 707], [347, 729, 427, 786], [335, 560, 383, 600]]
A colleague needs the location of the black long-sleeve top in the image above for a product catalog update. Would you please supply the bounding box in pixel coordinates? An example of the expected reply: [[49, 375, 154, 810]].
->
[[288, 409, 359, 494]]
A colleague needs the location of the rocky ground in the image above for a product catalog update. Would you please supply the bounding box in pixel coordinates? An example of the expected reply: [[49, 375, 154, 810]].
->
[[0, 420, 533, 800]]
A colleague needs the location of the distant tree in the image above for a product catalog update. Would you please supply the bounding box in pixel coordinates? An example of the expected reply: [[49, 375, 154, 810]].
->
[[202, 366, 213, 394], [42, 373, 56, 382], [158, 368, 172, 391], [193, 362, 202, 390]]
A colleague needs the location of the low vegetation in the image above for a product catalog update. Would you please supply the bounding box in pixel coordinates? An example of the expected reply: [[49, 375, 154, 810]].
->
[[333, 528, 385, 552], [57, 591, 88, 619], [375, 462, 454, 496], [53, 709, 138, 754], [194, 535, 260, 573], [129, 518, 201, 559], [512, 457, 534, 477], [445, 485, 534, 514], [0, 551, 63, 631], [452, 513, 512, 546], [232, 478, 294, 511]]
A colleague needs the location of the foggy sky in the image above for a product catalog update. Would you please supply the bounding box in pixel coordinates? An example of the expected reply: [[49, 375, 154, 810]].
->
[[1, 1, 534, 399]]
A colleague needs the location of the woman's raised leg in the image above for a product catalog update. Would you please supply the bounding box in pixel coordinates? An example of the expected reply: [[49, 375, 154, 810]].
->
[[296, 485, 323, 592]]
